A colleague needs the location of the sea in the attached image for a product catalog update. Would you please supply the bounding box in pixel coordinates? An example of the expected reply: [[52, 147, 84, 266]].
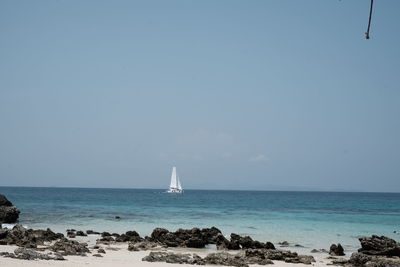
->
[[1, 187, 399, 254]]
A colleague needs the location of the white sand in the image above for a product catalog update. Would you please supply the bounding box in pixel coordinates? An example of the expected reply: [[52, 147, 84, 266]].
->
[[0, 242, 338, 267]]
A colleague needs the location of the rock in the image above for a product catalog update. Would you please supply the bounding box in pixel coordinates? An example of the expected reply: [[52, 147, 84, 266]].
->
[[86, 230, 100, 235], [0, 248, 65, 260], [204, 251, 248, 267], [330, 243, 345, 256], [115, 216, 121, 219], [128, 241, 158, 251], [125, 230, 139, 237], [115, 232, 142, 243], [246, 248, 315, 264], [76, 231, 87, 237], [201, 226, 223, 244], [51, 237, 90, 256], [150, 228, 169, 241], [142, 248, 315, 266], [311, 248, 328, 253], [142, 251, 205, 265], [329, 257, 348, 266], [67, 230, 76, 238], [0, 195, 13, 206], [98, 236, 114, 242], [98, 248, 106, 254], [358, 235, 400, 256], [215, 233, 232, 250], [185, 237, 207, 248], [101, 232, 111, 237], [285, 255, 315, 264], [148, 227, 275, 250], [0, 225, 63, 247], [0, 194, 20, 223], [92, 253, 102, 257], [348, 252, 400, 267], [230, 233, 275, 250], [279, 241, 289, 247]]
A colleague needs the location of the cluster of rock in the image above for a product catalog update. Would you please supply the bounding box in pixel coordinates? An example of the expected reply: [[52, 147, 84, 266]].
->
[[143, 248, 316, 267], [329, 243, 345, 256], [0, 224, 63, 248], [346, 235, 400, 267], [0, 194, 20, 223], [128, 241, 159, 251], [149, 227, 221, 248], [66, 229, 102, 238], [148, 227, 275, 250], [0, 247, 65, 260], [50, 237, 90, 256]]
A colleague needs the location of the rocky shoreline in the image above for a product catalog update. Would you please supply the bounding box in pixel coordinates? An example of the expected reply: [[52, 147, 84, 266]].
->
[[1, 223, 400, 266], [1, 194, 400, 266]]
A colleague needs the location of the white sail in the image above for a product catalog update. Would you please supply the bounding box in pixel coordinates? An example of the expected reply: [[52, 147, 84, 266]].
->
[[170, 167, 177, 189], [177, 176, 182, 190]]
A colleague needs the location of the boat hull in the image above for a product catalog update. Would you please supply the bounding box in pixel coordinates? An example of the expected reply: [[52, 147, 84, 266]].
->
[[166, 188, 183, 194]]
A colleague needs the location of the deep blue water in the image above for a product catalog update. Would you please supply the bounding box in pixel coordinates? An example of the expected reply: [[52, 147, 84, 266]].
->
[[1, 187, 400, 252]]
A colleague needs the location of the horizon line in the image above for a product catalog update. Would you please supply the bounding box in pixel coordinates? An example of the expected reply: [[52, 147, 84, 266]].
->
[[0, 185, 399, 194]]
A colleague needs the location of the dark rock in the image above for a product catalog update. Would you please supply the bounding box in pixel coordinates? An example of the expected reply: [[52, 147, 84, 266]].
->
[[67, 230, 76, 238], [92, 253, 102, 257], [284, 255, 315, 264], [111, 233, 120, 237], [115, 216, 121, 219], [349, 252, 400, 267], [0, 194, 20, 223], [204, 252, 248, 267], [86, 230, 100, 235], [0, 195, 13, 206], [115, 232, 142, 243], [51, 237, 90, 256], [215, 233, 231, 250], [98, 248, 106, 254], [125, 230, 139, 237], [98, 236, 114, 242], [128, 241, 158, 251], [142, 251, 205, 265], [311, 248, 328, 253], [279, 241, 289, 247], [185, 237, 207, 248], [76, 231, 87, 237], [101, 232, 111, 237], [150, 228, 169, 241], [0, 248, 65, 261], [330, 243, 345, 256], [0, 225, 63, 248], [329, 257, 348, 266], [358, 235, 400, 256], [201, 226, 223, 244], [230, 233, 275, 250]]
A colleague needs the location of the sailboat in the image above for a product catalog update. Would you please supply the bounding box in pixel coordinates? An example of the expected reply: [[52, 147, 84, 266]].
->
[[166, 166, 183, 193]]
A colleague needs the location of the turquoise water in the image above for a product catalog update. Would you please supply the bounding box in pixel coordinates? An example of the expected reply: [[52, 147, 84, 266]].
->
[[1, 187, 399, 252]]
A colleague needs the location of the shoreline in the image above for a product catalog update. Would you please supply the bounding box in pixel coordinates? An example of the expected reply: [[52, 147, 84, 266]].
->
[[0, 224, 350, 267], [0, 243, 335, 267], [1, 224, 400, 267]]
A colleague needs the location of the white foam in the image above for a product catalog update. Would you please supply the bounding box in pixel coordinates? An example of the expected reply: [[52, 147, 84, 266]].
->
[[1, 223, 16, 229]]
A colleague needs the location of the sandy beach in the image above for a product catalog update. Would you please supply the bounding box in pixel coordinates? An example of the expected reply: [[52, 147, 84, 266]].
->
[[0, 242, 336, 267]]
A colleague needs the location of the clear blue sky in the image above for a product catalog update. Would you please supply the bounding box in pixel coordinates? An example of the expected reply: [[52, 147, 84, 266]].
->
[[0, 0, 399, 192]]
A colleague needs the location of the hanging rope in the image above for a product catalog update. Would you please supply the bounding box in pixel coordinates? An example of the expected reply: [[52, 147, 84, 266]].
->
[[365, 0, 374, 39]]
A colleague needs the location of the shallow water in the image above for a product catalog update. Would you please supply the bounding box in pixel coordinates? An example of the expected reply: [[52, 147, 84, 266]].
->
[[1, 187, 399, 253]]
